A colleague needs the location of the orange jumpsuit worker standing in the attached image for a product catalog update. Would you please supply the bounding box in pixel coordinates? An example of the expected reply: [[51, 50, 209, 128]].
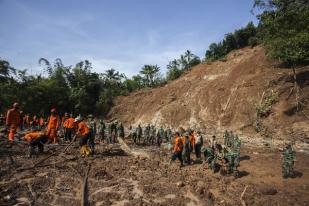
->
[[6, 102, 20, 142], [47, 108, 60, 143]]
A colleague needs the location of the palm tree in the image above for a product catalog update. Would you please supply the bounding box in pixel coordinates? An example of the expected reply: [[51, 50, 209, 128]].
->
[[140, 65, 160, 87]]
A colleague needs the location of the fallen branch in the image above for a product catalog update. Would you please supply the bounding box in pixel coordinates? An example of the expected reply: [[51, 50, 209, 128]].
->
[[302, 111, 309, 120], [81, 164, 91, 206], [240, 185, 248, 206]]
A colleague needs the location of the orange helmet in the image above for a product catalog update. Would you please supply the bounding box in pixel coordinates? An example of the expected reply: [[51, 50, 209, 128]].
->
[[13, 102, 19, 109]]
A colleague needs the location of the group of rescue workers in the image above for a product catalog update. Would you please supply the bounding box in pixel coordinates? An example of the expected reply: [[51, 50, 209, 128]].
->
[[1, 102, 297, 178]]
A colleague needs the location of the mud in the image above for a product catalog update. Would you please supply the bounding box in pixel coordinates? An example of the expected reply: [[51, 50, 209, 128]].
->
[[0, 136, 308, 206]]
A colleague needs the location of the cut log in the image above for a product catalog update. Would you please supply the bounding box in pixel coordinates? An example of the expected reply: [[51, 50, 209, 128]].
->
[[81, 164, 91, 206]]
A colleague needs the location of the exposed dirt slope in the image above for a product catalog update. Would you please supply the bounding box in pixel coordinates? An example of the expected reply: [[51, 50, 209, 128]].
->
[[110, 46, 309, 144]]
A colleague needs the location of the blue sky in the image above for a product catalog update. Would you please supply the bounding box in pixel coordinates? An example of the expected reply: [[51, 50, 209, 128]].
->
[[0, 0, 258, 77]]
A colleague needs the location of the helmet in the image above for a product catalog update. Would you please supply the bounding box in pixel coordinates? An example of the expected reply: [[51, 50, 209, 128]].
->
[[74, 116, 83, 123], [88, 114, 94, 118], [13, 102, 19, 109], [65, 112, 69, 116], [51, 108, 57, 113]]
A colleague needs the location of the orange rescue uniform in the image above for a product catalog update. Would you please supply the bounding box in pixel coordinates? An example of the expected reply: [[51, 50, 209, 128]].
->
[[173, 135, 183, 153], [47, 115, 60, 143], [77, 121, 90, 136], [64, 117, 75, 129], [6, 108, 20, 141], [189, 133, 195, 151], [24, 132, 43, 142]]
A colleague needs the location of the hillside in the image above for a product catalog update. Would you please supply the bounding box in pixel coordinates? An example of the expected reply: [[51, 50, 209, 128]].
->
[[109, 46, 309, 145]]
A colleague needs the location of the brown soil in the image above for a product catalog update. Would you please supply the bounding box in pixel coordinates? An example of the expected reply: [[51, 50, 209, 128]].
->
[[109, 46, 309, 146], [1, 136, 308, 206]]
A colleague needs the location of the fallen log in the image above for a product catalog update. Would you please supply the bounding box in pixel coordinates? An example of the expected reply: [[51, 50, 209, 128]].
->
[[81, 164, 91, 206]]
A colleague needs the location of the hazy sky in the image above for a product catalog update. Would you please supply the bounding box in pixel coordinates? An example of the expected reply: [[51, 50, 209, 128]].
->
[[0, 0, 258, 77]]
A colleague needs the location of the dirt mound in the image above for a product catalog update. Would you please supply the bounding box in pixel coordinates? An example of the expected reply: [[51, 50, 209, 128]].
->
[[109, 46, 309, 145]]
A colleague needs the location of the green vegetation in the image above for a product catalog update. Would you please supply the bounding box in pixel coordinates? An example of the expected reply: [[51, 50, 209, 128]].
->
[[204, 22, 258, 62], [1, 0, 308, 116]]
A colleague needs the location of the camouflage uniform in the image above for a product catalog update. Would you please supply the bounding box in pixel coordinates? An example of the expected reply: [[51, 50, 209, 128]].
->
[[144, 124, 150, 144], [116, 122, 124, 139], [166, 127, 172, 142], [98, 120, 105, 142], [150, 125, 156, 145], [157, 127, 164, 146], [87, 115, 96, 152], [282, 144, 296, 178]]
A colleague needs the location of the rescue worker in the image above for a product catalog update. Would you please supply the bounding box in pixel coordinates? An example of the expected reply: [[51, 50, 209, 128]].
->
[[74, 116, 91, 156], [189, 130, 195, 154], [170, 132, 183, 167], [22, 131, 48, 158], [87, 114, 96, 153], [46, 108, 60, 144], [63, 114, 75, 141], [110, 121, 117, 143], [6, 102, 20, 142], [98, 120, 106, 142], [281, 142, 296, 178], [223, 146, 240, 177]]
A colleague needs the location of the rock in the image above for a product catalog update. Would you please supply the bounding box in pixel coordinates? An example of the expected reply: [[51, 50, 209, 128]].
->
[[260, 187, 278, 195], [176, 181, 185, 187]]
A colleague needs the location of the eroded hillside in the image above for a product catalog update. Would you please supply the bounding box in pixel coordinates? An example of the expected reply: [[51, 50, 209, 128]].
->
[[109, 46, 309, 145]]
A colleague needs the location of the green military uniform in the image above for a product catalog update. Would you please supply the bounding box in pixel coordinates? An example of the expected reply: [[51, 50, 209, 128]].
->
[[87, 115, 96, 153], [116, 122, 124, 139], [98, 120, 105, 142], [282, 144, 296, 178], [144, 124, 150, 144]]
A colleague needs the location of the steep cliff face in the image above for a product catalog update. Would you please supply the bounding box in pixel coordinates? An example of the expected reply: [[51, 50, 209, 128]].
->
[[109, 46, 309, 143]]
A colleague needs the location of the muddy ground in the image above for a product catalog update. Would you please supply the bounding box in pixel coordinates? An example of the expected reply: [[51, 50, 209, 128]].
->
[[0, 136, 308, 206]]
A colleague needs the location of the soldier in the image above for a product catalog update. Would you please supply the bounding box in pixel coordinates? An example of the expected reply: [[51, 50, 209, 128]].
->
[[87, 114, 96, 153], [150, 125, 156, 145], [166, 127, 173, 143], [224, 130, 229, 146], [281, 142, 296, 178], [195, 130, 203, 161], [144, 124, 150, 144], [136, 124, 142, 144], [130, 126, 137, 144], [157, 126, 164, 147], [210, 135, 217, 150], [106, 123, 112, 144], [110, 121, 117, 143], [182, 132, 192, 164], [117, 121, 124, 139], [203, 146, 215, 171], [223, 147, 240, 177], [98, 120, 105, 142]]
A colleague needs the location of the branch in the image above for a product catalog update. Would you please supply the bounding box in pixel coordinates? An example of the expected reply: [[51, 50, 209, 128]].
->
[[240, 185, 248, 206]]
